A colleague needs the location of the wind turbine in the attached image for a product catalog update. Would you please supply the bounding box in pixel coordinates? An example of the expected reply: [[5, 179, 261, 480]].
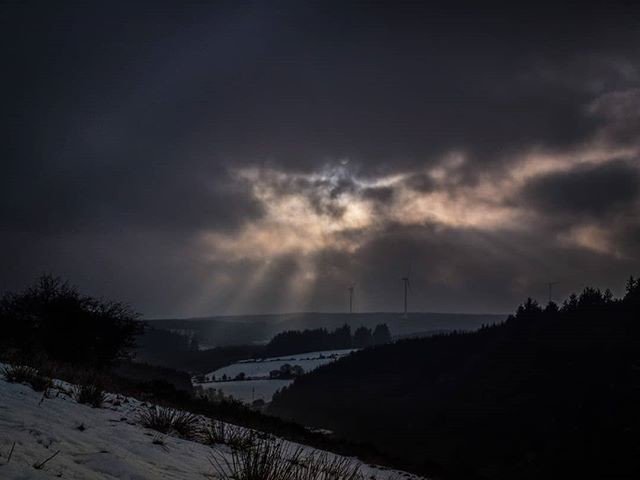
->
[[348, 285, 355, 314], [401, 269, 411, 318]]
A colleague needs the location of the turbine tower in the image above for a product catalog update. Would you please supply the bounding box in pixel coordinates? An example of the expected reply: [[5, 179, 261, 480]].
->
[[348, 285, 355, 314], [401, 272, 411, 318]]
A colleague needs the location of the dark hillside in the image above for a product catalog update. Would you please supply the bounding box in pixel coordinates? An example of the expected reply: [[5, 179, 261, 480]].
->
[[269, 281, 640, 479]]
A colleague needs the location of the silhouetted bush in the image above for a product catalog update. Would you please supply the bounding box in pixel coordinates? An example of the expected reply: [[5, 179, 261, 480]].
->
[[0, 275, 141, 368]]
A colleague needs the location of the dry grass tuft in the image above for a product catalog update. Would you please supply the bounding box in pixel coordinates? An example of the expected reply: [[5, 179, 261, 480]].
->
[[73, 383, 106, 408], [2, 365, 51, 392], [210, 437, 364, 480], [138, 406, 200, 440]]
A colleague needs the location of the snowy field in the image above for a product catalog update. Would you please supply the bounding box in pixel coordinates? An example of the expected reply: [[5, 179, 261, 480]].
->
[[196, 349, 356, 404], [0, 366, 423, 479], [203, 349, 357, 381]]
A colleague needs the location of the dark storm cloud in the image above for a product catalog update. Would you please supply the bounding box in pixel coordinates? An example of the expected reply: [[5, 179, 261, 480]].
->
[[0, 163, 263, 234], [2, 1, 640, 315], [520, 160, 640, 219], [403, 174, 437, 193], [361, 186, 395, 203]]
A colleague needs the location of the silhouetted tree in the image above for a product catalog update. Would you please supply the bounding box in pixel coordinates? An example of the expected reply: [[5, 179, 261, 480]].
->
[[562, 293, 579, 312], [0, 275, 141, 368], [515, 297, 542, 319], [372, 324, 391, 345], [544, 301, 559, 314], [353, 326, 373, 348], [625, 275, 640, 306], [330, 324, 352, 349]]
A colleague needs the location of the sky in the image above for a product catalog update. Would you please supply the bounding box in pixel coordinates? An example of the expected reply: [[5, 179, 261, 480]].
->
[[2, 1, 639, 317]]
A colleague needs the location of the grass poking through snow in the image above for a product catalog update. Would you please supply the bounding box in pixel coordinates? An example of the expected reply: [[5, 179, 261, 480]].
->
[[210, 436, 364, 480], [1, 365, 51, 392], [202, 419, 256, 450], [74, 383, 106, 408], [138, 406, 200, 440]]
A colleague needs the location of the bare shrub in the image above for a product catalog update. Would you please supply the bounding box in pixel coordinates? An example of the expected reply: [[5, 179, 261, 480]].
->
[[138, 406, 200, 440]]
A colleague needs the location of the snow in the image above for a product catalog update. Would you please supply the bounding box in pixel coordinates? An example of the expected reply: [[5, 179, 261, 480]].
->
[[0, 365, 424, 480], [0, 379, 213, 479], [196, 349, 356, 403], [204, 349, 356, 381]]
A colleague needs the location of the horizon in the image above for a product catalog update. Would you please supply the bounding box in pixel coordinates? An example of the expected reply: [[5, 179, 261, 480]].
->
[[143, 309, 511, 321]]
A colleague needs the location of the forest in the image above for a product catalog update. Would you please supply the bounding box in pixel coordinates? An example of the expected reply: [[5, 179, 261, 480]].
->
[[269, 278, 640, 479], [136, 323, 393, 373], [263, 324, 391, 357]]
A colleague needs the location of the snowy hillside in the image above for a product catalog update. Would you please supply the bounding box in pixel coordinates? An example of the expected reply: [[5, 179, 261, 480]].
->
[[0, 366, 423, 479], [196, 349, 356, 404], [203, 349, 357, 381]]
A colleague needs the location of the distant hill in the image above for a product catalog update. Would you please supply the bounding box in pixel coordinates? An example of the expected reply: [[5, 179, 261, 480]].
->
[[147, 312, 506, 348]]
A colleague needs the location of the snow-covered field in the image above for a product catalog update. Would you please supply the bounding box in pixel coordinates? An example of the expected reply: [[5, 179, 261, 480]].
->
[[0, 366, 423, 479], [203, 349, 357, 381], [196, 349, 356, 404]]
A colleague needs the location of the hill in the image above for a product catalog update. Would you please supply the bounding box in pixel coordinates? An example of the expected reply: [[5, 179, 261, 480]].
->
[[147, 311, 506, 348], [268, 282, 640, 479], [0, 365, 420, 480]]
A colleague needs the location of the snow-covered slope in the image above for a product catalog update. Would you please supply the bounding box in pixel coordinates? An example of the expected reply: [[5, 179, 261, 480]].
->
[[0, 379, 215, 479], [203, 349, 357, 381], [0, 369, 423, 479], [196, 349, 357, 404]]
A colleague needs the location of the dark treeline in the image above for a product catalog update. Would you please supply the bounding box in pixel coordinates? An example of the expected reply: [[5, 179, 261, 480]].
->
[[269, 278, 640, 480], [135, 327, 200, 363], [263, 324, 391, 357], [136, 323, 392, 373], [136, 335, 264, 375]]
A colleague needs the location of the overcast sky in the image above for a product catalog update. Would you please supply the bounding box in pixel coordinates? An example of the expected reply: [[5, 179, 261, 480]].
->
[[2, 1, 639, 317]]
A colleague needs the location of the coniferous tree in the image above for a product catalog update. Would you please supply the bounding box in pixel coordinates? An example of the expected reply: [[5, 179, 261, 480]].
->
[[353, 326, 373, 348], [372, 324, 391, 345]]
